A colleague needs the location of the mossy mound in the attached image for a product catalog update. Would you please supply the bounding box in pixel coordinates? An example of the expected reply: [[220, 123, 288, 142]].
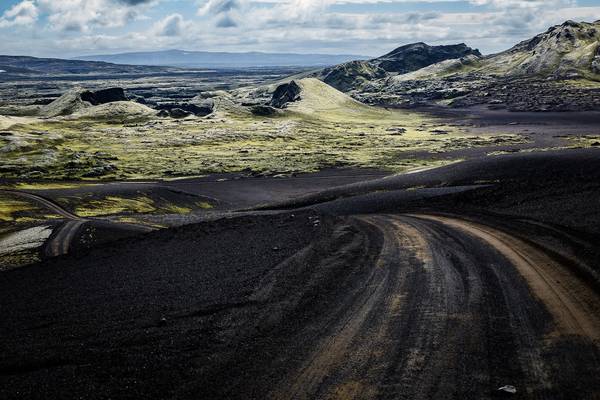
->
[[72, 101, 156, 122]]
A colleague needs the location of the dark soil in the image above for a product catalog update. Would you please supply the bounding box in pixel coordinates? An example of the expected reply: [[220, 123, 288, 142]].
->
[[1, 149, 600, 399]]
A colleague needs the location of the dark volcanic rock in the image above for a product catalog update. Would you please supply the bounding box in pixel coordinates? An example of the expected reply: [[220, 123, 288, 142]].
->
[[372, 43, 481, 74], [446, 77, 600, 112], [169, 108, 191, 118], [80, 87, 127, 105], [592, 46, 600, 74], [321, 61, 386, 92], [270, 81, 302, 108], [157, 101, 213, 116], [250, 105, 278, 116]]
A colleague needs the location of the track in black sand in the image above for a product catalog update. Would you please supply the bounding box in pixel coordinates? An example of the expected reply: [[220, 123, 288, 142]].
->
[[1, 149, 600, 399]]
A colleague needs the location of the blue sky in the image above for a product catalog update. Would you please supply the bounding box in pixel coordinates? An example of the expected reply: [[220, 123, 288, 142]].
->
[[0, 0, 599, 58]]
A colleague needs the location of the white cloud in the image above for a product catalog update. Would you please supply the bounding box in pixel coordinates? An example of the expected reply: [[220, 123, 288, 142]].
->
[[37, 0, 155, 32], [0, 0, 598, 57], [153, 13, 190, 36], [469, 0, 574, 8], [0, 1, 38, 28]]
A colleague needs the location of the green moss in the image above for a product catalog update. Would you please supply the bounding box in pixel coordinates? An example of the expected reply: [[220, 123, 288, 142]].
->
[[196, 201, 214, 209], [4, 182, 100, 190], [116, 216, 165, 229], [561, 135, 600, 148], [0, 91, 529, 180], [75, 196, 156, 217], [0, 195, 37, 222], [162, 204, 193, 214]]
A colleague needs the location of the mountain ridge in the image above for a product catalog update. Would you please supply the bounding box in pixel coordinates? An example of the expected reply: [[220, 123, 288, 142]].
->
[[307, 20, 600, 112], [0, 55, 175, 75], [315, 42, 482, 91], [75, 49, 369, 68]]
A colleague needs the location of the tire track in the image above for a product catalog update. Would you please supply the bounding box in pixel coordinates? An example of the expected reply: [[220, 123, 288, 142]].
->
[[262, 214, 600, 399], [269, 216, 430, 400], [410, 214, 600, 341], [45, 220, 87, 257]]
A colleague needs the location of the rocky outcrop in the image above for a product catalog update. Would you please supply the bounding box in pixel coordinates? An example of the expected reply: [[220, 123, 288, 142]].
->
[[41, 87, 129, 117], [313, 42, 481, 92], [168, 108, 191, 118], [155, 99, 214, 117], [270, 81, 302, 108], [371, 43, 481, 74], [250, 105, 278, 116], [486, 20, 600, 78], [592, 45, 600, 74], [317, 20, 600, 111], [320, 61, 386, 92], [80, 88, 127, 105]]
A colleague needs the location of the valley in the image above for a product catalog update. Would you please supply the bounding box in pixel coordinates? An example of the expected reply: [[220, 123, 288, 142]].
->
[[1, 17, 600, 400]]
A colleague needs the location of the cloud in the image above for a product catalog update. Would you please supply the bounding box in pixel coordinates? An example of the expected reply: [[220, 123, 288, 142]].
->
[[469, 0, 573, 8], [0, 1, 38, 28], [37, 0, 155, 32], [216, 14, 238, 28], [116, 0, 154, 4], [153, 13, 189, 36], [1, 0, 599, 58], [197, 0, 245, 16]]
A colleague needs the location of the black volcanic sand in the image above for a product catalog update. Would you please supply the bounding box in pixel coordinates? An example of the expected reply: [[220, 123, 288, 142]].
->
[[398, 107, 600, 161], [1, 149, 600, 399]]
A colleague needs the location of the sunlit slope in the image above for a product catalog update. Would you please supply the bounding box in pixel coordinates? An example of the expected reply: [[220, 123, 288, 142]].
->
[[283, 78, 391, 121], [391, 20, 600, 82], [73, 102, 156, 122], [483, 20, 600, 78]]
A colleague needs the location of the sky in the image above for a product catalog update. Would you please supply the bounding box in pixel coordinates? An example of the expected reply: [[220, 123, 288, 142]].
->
[[0, 0, 599, 58]]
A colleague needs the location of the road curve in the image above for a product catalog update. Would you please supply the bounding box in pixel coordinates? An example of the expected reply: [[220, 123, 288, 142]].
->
[[410, 214, 600, 341], [0, 189, 83, 220], [218, 213, 600, 400], [1, 212, 599, 399], [1, 189, 88, 257], [1, 189, 154, 257]]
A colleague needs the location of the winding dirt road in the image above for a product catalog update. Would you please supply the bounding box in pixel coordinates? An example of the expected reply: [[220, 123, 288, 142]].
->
[[240, 213, 600, 399], [1, 190, 87, 257], [0, 190, 82, 220], [1, 210, 599, 399], [1, 189, 154, 257]]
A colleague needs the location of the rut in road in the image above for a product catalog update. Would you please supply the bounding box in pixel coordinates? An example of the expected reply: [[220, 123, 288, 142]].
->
[[193, 213, 600, 400]]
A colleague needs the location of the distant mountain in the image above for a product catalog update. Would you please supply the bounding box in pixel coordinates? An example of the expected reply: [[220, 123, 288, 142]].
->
[[370, 42, 481, 73], [480, 20, 600, 78], [319, 20, 600, 112], [74, 49, 368, 68], [0, 55, 174, 76], [315, 42, 481, 91]]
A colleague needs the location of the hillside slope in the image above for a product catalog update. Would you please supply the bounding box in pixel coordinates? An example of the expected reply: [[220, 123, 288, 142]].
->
[[318, 20, 600, 111], [0, 55, 172, 76], [482, 20, 600, 78], [316, 43, 481, 91]]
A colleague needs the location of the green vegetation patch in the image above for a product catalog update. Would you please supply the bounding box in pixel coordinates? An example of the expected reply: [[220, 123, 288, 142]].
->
[[1, 182, 100, 190], [562, 135, 600, 148], [0, 87, 529, 180], [70, 194, 215, 217], [0, 193, 60, 223], [75, 195, 157, 217]]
